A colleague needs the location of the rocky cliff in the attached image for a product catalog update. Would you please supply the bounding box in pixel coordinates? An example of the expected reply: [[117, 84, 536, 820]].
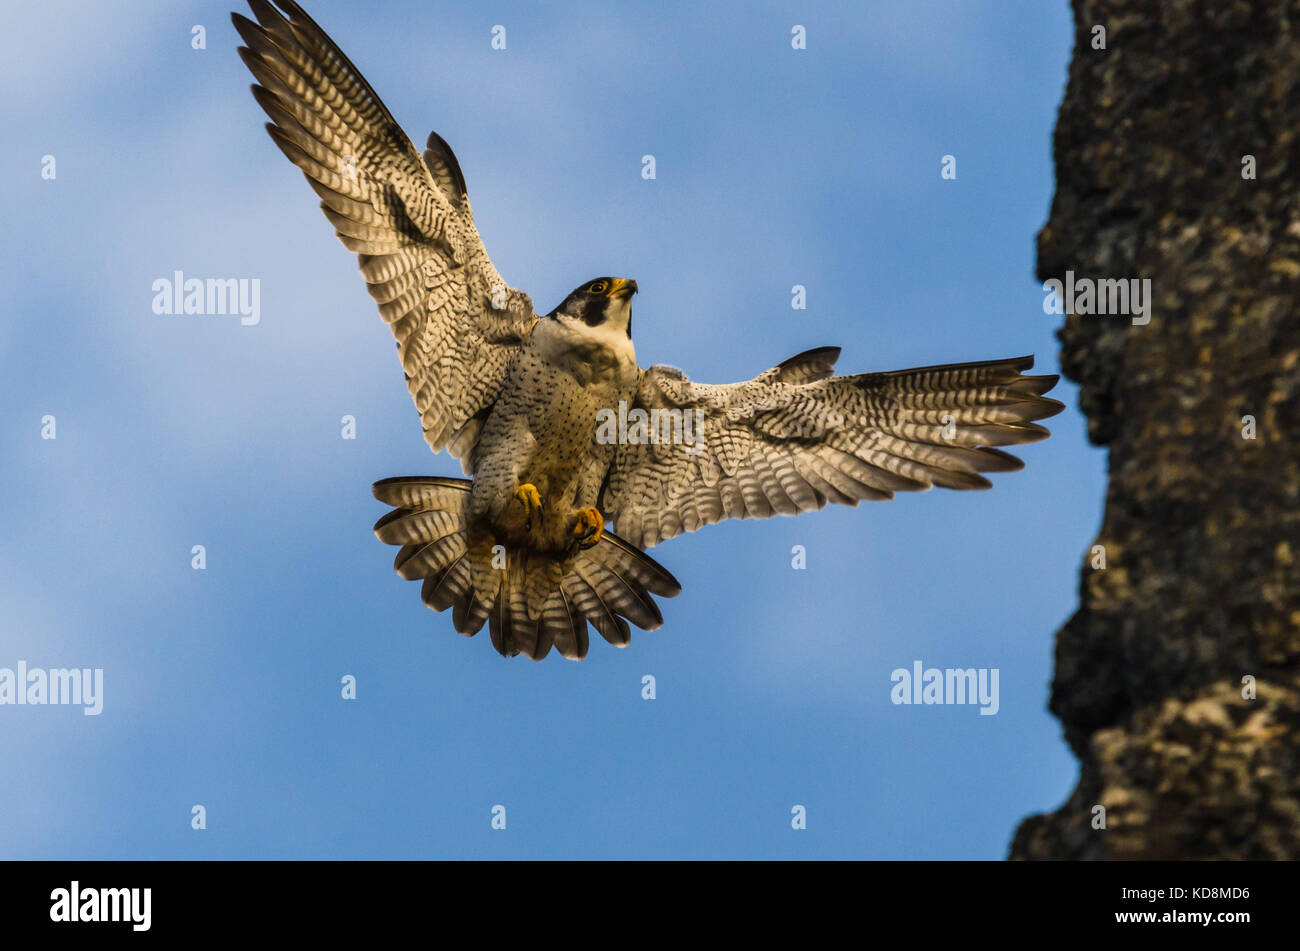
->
[[1010, 0, 1300, 859]]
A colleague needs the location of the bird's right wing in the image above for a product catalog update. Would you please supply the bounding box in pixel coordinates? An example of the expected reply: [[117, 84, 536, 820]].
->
[[233, 0, 536, 465]]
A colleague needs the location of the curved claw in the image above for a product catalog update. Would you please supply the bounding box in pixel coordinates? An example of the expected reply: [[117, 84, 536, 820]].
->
[[514, 483, 543, 530], [573, 506, 605, 550]]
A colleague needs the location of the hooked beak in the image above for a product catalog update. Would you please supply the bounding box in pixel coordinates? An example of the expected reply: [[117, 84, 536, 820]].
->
[[608, 278, 638, 299]]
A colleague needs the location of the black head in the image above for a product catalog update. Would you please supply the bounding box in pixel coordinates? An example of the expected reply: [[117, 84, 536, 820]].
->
[[548, 277, 638, 336]]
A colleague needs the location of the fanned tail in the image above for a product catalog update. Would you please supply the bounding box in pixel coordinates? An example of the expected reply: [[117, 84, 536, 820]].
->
[[372, 477, 681, 661]]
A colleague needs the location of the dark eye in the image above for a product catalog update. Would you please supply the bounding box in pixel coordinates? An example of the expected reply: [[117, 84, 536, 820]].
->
[[588, 281, 607, 295]]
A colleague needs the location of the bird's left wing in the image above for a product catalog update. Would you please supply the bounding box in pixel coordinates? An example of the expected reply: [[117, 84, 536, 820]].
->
[[233, 0, 536, 466], [599, 350, 1065, 549]]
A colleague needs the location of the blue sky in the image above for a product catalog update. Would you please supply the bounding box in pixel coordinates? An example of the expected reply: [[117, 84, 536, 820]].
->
[[1, 0, 1094, 858]]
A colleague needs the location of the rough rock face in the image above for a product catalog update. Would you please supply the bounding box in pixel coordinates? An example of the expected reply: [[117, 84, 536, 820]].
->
[[1010, 0, 1300, 859]]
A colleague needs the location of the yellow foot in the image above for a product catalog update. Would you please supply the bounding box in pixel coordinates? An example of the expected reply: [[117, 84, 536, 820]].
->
[[514, 483, 543, 530], [572, 506, 605, 550]]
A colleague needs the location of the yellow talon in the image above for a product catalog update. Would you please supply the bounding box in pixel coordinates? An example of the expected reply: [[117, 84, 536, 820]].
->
[[573, 506, 604, 550], [514, 483, 543, 529]]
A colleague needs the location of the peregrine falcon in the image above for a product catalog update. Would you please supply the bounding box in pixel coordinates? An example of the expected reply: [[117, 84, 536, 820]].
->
[[233, 0, 1065, 660]]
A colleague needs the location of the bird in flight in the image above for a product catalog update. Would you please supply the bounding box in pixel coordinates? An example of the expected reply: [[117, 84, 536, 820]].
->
[[233, 0, 1065, 661]]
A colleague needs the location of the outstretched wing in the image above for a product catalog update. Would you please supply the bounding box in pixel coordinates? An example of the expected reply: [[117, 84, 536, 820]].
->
[[233, 0, 536, 465], [599, 351, 1065, 549]]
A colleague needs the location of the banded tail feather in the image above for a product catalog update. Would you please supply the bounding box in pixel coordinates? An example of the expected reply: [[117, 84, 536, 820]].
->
[[372, 477, 681, 661]]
